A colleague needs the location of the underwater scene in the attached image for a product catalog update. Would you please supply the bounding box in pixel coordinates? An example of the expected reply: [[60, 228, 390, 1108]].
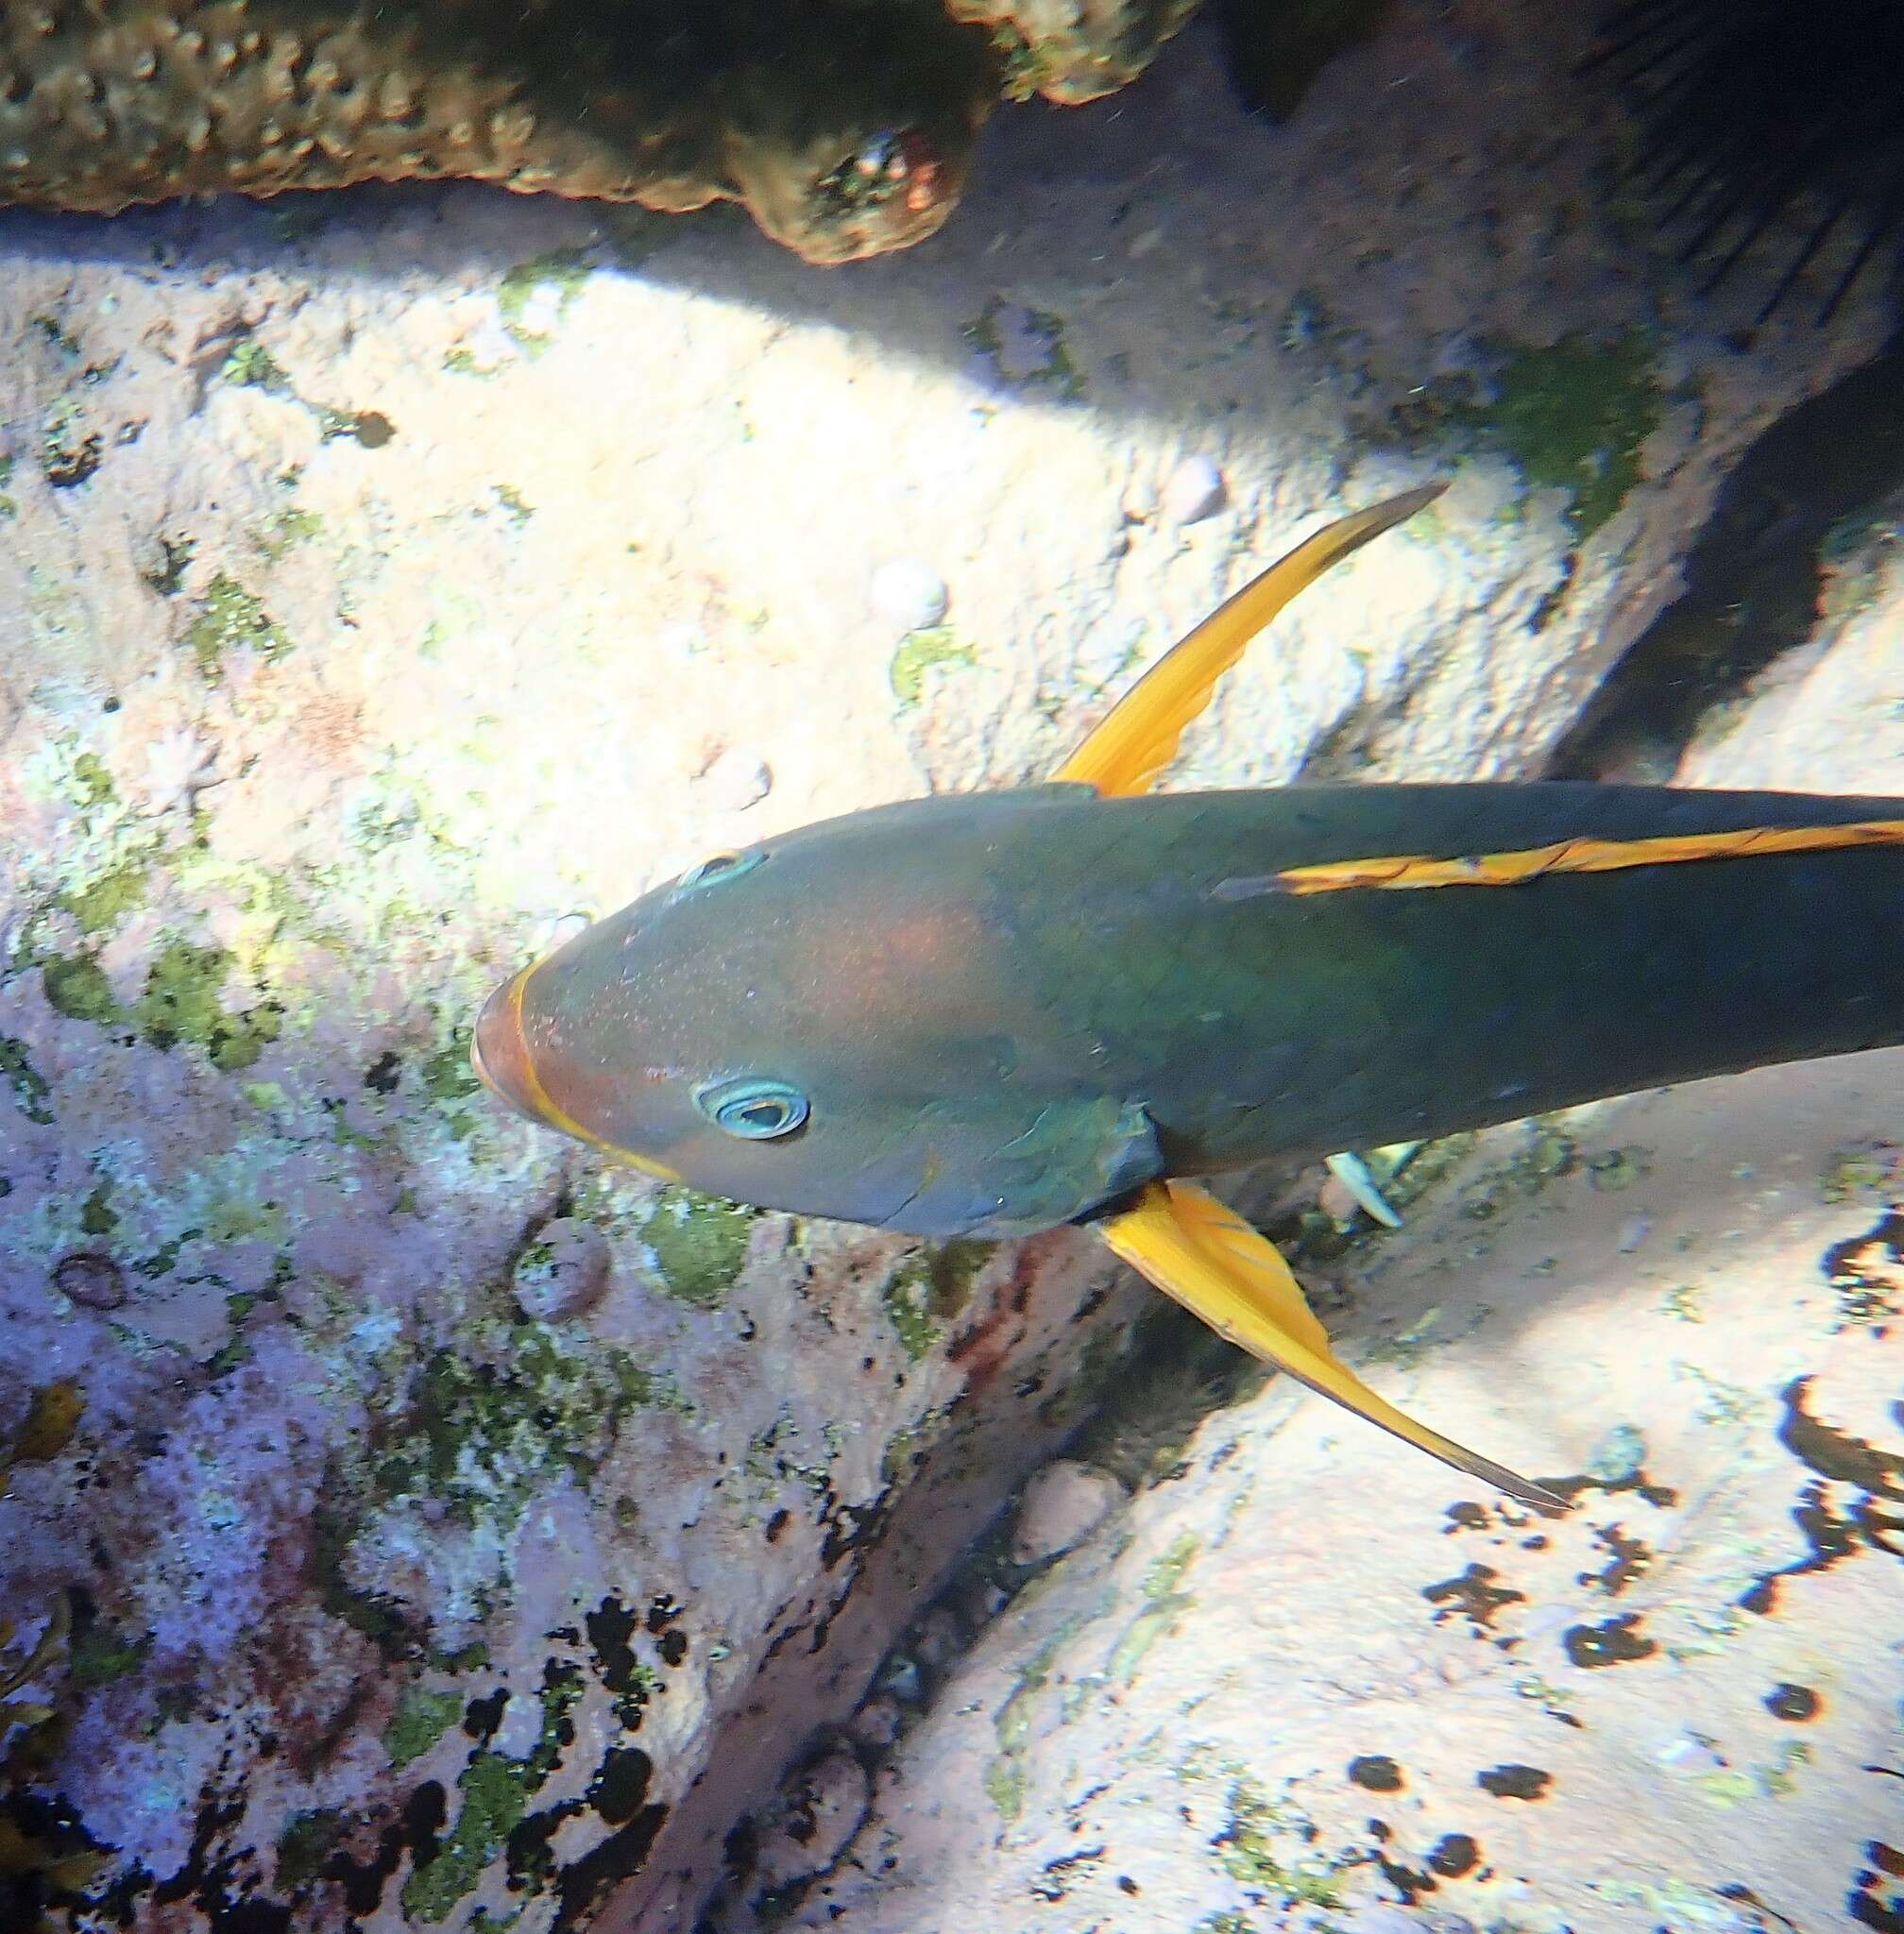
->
[[3, 3, 1903, 1930]]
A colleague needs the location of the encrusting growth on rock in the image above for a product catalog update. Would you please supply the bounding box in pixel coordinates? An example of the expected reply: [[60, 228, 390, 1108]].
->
[[0, 0, 1205, 262], [0, 0, 999, 262]]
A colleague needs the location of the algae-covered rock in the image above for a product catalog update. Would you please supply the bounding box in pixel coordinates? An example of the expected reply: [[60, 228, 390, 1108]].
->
[[0, 0, 998, 263], [0, 3, 1246, 264], [948, 0, 1201, 104]]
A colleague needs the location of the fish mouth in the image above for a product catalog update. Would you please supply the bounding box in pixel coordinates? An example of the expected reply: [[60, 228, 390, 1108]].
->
[[470, 962, 684, 1182], [470, 966, 547, 1128]]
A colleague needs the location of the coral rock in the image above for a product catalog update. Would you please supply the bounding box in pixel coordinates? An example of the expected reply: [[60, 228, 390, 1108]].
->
[[0, 0, 1000, 263]]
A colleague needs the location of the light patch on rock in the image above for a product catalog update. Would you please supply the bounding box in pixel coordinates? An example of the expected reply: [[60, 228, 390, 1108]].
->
[[1011, 1457, 1123, 1565], [1162, 452, 1225, 526], [871, 559, 950, 634]]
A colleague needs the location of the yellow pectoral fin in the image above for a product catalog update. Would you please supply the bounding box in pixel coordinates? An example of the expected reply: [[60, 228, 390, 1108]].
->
[[1051, 483, 1446, 798], [1096, 1179, 1565, 1513]]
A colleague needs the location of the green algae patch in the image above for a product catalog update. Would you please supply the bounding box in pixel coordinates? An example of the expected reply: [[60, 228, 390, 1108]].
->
[[67, 750, 115, 808], [493, 483, 534, 525], [1091, 1534, 1201, 1687], [13, 1382, 82, 1464], [184, 571, 292, 680], [1458, 332, 1660, 539], [0, 1036, 53, 1125], [79, 1182, 117, 1237], [1819, 1144, 1895, 1203], [381, 1325, 672, 1527], [1452, 1120, 1583, 1223], [643, 1188, 753, 1307], [880, 1238, 990, 1361], [220, 339, 292, 394], [1207, 1770, 1346, 1909], [403, 1749, 526, 1922], [1107, 1593, 1191, 1686], [498, 247, 595, 354], [983, 1616, 1087, 1818], [384, 1686, 463, 1770], [890, 627, 977, 709], [981, 1754, 1027, 1822], [67, 1621, 149, 1688], [256, 504, 323, 561], [61, 854, 149, 935], [881, 1265, 938, 1362], [133, 940, 283, 1072], [275, 1809, 347, 1892], [927, 1238, 989, 1315], [42, 954, 120, 1026], [419, 1022, 484, 1135], [402, 1665, 583, 1921], [41, 392, 103, 486], [965, 297, 1085, 399], [1142, 1532, 1199, 1601], [1586, 1145, 1649, 1193], [1216, 1797, 1342, 1906], [410, 1011, 484, 1119]]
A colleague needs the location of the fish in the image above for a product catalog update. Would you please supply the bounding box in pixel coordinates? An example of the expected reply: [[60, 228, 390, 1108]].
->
[[472, 482, 1904, 1511]]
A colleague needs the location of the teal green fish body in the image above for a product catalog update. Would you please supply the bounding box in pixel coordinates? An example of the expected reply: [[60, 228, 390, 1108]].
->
[[474, 778, 1904, 1237]]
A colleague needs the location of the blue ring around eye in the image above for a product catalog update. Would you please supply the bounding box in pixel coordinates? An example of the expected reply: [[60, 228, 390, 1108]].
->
[[672, 849, 765, 899], [693, 1077, 810, 1140]]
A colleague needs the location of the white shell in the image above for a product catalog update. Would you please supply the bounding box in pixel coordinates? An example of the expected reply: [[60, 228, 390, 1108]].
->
[[1162, 452, 1225, 525], [870, 558, 949, 633]]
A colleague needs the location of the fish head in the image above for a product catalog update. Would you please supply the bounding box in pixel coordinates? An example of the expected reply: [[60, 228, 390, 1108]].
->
[[472, 792, 1161, 1237]]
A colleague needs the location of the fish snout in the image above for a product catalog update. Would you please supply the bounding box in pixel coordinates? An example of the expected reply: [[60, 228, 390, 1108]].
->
[[471, 967, 547, 1127]]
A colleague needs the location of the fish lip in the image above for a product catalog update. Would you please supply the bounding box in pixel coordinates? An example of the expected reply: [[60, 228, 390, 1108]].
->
[[470, 966, 546, 1127], [469, 964, 687, 1184], [468, 1020, 494, 1093]]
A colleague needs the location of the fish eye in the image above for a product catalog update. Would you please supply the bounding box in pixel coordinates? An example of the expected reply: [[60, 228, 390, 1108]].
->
[[672, 850, 765, 898], [694, 1077, 809, 1141]]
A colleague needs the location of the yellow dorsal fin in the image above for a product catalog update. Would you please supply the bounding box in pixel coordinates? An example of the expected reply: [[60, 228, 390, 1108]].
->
[[1096, 1179, 1565, 1512], [1052, 483, 1446, 797]]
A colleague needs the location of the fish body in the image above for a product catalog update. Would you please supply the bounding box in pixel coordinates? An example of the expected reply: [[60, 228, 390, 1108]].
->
[[479, 779, 1904, 1240], [474, 483, 1904, 1505]]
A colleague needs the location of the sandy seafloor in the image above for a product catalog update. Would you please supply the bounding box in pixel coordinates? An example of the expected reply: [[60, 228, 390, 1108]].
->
[[2, 6, 1902, 1933]]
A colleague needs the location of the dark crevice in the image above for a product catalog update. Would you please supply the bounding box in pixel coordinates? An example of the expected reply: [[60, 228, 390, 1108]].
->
[[1214, 0, 1400, 123], [1548, 327, 1904, 781]]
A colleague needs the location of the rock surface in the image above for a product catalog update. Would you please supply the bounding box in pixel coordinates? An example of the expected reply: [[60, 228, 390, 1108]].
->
[[766, 1074, 1904, 1933], [1, 5, 1898, 1934]]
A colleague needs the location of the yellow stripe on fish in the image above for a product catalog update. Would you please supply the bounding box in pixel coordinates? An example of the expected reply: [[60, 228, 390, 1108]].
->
[[1272, 818, 1904, 894]]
